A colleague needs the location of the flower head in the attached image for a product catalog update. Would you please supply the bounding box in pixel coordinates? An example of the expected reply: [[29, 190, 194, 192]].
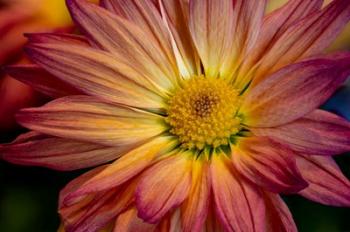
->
[[2, 0, 350, 231]]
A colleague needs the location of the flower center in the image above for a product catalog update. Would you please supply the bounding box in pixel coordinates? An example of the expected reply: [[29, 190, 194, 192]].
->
[[166, 76, 241, 150]]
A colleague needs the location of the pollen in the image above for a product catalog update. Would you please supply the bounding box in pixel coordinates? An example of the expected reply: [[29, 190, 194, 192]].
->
[[166, 76, 241, 150]]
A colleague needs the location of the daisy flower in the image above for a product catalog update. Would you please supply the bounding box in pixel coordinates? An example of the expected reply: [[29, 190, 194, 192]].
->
[[2, 0, 350, 231]]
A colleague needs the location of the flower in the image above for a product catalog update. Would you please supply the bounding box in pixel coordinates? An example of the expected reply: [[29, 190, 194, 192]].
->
[[2, 0, 350, 231], [0, 0, 72, 132]]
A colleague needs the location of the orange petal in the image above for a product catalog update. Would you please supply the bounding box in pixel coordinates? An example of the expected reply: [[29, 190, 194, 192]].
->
[[1, 131, 134, 171], [25, 42, 166, 109], [66, 136, 176, 197], [59, 165, 107, 207], [136, 153, 192, 223], [16, 96, 166, 146], [100, 0, 179, 78], [159, 0, 200, 77], [221, 0, 266, 79], [156, 209, 182, 232], [114, 207, 157, 232], [67, 0, 179, 92], [189, 0, 234, 78], [60, 175, 138, 232], [181, 159, 210, 232], [210, 153, 265, 232], [5, 64, 81, 98]]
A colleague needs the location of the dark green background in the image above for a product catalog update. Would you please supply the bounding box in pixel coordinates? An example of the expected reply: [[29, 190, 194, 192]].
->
[[1, 87, 350, 232]]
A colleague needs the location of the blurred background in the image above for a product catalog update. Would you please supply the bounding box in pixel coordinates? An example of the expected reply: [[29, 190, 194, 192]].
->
[[0, 0, 350, 231]]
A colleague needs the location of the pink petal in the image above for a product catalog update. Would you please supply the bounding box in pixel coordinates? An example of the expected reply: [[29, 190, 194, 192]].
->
[[237, 0, 322, 88], [264, 192, 297, 232], [181, 160, 210, 232], [205, 208, 225, 232], [25, 33, 90, 46], [241, 54, 350, 127], [252, 109, 350, 155], [5, 64, 81, 98], [114, 207, 157, 232], [232, 137, 308, 193], [16, 96, 166, 146], [297, 154, 350, 206], [210, 154, 265, 232], [0, 131, 136, 171], [262, 0, 322, 40], [25, 42, 165, 109], [136, 154, 192, 223], [252, 0, 350, 85], [67, 0, 179, 91], [66, 136, 176, 198]]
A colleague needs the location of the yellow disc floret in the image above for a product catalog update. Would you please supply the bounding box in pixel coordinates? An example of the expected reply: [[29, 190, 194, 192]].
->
[[166, 76, 241, 150]]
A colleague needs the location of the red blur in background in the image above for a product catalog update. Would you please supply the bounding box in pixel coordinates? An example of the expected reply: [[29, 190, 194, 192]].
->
[[0, 0, 72, 133]]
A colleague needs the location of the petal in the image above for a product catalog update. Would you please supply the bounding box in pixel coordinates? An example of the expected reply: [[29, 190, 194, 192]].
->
[[60, 179, 138, 232], [136, 153, 192, 223], [25, 42, 166, 109], [297, 154, 350, 206], [100, 0, 178, 78], [231, 0, 266, 54], [210, 153, 265, 232], [67, 0, 179, 91], [236, 0, 323, 88], [5, 64, 81, 98], [25, 33, 90, 46], [241, 54, 350, 127], [252, 109, 350, 155], [59, 165, 107, 207], [221, 0, 266, 78], [181, 159, 210, 232], [264, 192, 297, 232], [114, 207, 157, 232], [159, 0, 200, 77], [156, 210, 182, 232], [205, 208, 225, 232], [16, 95, 165, 146], [59, 167, 142, 232], [262, 0, 322, 44], [189, 0, 234, 78], [65, 135, 176, 199], [252, 0, 350, 85], [233, 137, 308, 193], [0, 131, 136, 171]]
